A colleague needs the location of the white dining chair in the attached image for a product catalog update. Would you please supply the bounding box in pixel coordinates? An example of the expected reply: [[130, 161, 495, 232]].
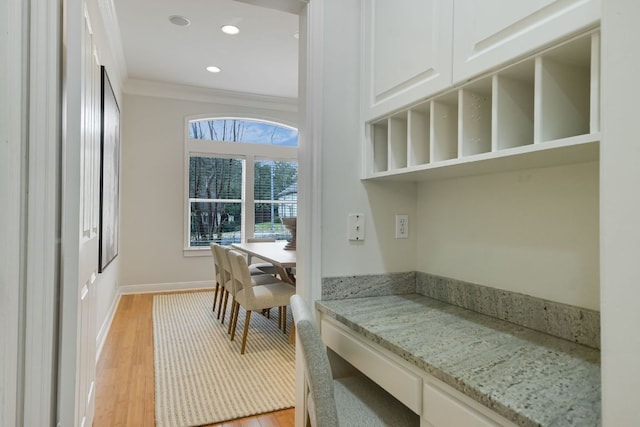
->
[[213, 244, 279, 326], [246, 237, 278, 276], [290, 295, 419, 427], [209, 243, 227, 314], [227, 249, 296, 354]]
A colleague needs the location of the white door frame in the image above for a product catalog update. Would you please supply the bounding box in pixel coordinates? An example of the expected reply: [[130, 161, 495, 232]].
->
[[294, 1, 323, 426], [24, 0, 62, 424], [58, 0, 89, 424], [1, 0, 28, 425], [1, 0, 62, 425]]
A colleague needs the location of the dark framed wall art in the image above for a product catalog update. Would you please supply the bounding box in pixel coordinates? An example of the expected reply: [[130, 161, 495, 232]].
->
[[99, 66, 120, 272]]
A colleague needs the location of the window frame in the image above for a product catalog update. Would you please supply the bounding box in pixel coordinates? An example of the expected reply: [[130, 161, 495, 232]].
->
[[184, 117, 298, 255]]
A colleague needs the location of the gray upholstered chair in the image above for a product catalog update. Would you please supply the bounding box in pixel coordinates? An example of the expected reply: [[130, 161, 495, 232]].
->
[[290, 295, 419, 427]]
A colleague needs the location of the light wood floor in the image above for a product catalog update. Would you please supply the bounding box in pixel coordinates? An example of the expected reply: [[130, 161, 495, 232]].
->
[[94, 292, 295, 427]]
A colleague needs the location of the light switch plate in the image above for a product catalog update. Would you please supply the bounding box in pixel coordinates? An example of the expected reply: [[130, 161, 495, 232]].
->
[[348, 213, 365, 241]]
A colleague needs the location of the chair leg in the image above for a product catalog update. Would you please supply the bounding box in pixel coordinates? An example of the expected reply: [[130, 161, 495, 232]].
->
[[240, 310, 252, 354], [216, 288, 226, 319], [282, 305, 287, 334], [220, 291, 229, 325], [278, 306, 282, 330], [230, 303, 240, 341], [212, 282, 220, 313], [227, 301, 237, 335]]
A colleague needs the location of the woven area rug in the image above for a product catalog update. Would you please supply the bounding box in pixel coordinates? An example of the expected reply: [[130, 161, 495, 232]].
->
[[153, 291, 295, 427]]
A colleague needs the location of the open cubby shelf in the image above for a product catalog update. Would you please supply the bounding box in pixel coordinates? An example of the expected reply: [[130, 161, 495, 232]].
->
[[365, 30, 600, 181]]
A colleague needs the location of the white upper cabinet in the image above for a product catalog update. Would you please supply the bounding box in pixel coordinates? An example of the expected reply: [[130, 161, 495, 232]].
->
[[452, 0, 601, 84], [363, 30, 601, 181], [362, 0, 453, 121]]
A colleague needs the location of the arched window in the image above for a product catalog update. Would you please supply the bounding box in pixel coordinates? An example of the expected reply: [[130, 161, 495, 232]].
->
[[185, 118, 298, 250], [189, 118, 298, 146]]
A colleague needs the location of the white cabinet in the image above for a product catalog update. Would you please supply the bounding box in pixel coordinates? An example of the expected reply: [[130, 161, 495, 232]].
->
[[452, 0, 601, 84], [363, 31, 600, 181], [361, 0, 601, 121], [362, 0, 453, 121]]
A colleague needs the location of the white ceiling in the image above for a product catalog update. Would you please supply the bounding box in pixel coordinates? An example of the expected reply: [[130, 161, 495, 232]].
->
[[112, 0, 300, 99]]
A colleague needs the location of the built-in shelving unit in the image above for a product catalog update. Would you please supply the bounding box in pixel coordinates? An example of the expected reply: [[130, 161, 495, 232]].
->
[[363, 30, 600, 181]]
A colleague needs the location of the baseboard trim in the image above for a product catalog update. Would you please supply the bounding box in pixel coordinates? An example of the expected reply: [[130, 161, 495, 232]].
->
[[95, 292, 121, 362], [119, 280, 214, 295]]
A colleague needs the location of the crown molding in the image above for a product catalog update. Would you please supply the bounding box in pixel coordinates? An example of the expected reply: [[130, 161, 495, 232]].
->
[[122, 78, 299, 112], [233, 0, 309, 15]]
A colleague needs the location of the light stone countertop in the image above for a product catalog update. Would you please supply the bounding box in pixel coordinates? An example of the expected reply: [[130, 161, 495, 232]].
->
[[316, 294, 600, 427]]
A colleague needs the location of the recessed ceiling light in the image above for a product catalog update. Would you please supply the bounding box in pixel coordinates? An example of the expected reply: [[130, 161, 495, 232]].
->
[[221, 25, 240, 35], [206, 66, 221, 73], [168, 15, 191, 27]]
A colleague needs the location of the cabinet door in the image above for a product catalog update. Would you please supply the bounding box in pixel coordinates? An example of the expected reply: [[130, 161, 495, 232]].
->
[[362, 0, 453, 121], [452, 0, 600, 84]]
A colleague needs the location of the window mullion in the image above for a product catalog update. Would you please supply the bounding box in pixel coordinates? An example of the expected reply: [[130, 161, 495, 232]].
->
[[244, 155, 255, 242]]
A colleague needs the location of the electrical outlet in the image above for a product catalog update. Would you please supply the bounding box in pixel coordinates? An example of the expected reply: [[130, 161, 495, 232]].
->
[[395, 214, 409, 238]]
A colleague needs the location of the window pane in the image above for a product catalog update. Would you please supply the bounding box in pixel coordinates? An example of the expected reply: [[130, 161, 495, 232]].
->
[[189, 155, 243, 248], [190, 201, 241, 246], [254, 160, 297, 240], [189, 118, 298, 147], [189, 156, 242, 199], [254, 160, 298, 204], [254, 202, 297, 240]]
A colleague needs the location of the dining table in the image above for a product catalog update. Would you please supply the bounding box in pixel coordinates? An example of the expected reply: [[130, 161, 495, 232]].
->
[[231, 241, 296, 285]]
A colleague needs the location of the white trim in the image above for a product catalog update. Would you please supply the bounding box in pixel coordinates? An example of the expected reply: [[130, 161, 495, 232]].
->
[[234, 0, 308, 15], [95, 293, 120, 361], [294, 1, 323, 426], [123, 78, 298, 111], [58, 0, 85, 424], [299, 0, 323, 310], [23, 0, 61, 425], [187, 139, 297, 158], [1, 0, 27, 425], [119, 280, 215, 295], [184, 247, 215, 257], [601, 1, 640, 424]]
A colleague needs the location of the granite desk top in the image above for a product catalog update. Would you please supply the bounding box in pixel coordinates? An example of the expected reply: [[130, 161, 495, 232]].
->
[[316, 294, 600, 427]]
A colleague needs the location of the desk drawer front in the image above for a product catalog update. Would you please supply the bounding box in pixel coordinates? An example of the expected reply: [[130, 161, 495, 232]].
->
[[423, 380, 514, 427], [320, 318, 422, 413]]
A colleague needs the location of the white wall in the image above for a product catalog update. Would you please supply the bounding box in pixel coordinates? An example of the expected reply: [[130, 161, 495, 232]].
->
[[320, 0, 418, 278], [119, 90, 297, 287], [601, 0, 640, 424], [417, 161, 599, 310]]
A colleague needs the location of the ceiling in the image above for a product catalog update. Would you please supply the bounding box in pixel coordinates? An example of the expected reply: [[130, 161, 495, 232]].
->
[[112, 0, 301, 99]]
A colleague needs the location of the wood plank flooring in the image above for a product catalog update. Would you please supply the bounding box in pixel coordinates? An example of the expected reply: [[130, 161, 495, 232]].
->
[[94, 292, 295, 427]]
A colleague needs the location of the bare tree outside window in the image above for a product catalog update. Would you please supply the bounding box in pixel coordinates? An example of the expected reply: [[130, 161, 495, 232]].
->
[[189, 156, 242, 245]]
